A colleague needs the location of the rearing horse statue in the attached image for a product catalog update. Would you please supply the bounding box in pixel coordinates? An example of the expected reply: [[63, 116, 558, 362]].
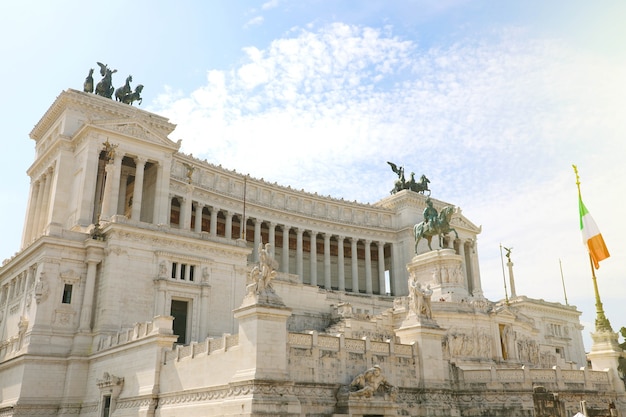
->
[[414, 205, 458, 253]]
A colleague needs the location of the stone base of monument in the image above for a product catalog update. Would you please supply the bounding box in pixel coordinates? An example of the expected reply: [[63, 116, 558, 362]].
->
[[396, 312, 448, 385], [409, 248, 470, 302], [334, 387, 399, 417]]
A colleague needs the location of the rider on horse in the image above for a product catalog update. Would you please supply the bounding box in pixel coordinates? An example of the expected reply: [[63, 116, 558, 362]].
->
[[423, 198, 437, 231]]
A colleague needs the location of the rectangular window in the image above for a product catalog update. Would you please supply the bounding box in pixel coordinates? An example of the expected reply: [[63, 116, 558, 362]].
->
[[189, 265, 195, 282], [180, 264, 186, 280], [171, 262, 177, 279], [62, 284, 73, 304]]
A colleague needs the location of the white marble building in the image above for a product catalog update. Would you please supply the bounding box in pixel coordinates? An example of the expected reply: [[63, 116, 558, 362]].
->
[[0, 89, 623, 417]]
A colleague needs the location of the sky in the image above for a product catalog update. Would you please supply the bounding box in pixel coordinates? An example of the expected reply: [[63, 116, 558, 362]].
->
[[1, 0, 625, 351]]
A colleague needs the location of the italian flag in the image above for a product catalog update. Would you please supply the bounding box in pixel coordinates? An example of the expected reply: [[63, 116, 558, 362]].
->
[[578, 195, 610, 269]]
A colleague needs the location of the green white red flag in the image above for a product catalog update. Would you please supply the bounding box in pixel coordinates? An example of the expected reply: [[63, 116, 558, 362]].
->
[[578, 195, 610, 269]]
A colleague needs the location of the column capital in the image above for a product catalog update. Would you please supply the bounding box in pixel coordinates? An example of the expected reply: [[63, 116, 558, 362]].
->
[[134, 156, 147, 165]]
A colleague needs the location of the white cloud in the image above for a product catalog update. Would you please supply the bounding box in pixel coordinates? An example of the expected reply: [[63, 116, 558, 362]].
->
[[151, 23, 626, 349]]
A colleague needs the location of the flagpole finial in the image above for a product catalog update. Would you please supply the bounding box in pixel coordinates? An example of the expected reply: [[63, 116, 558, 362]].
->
[[572, 164, 581, 188]]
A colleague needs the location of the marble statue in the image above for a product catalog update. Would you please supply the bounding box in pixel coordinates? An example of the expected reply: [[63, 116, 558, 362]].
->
[[408, 275, 433, 319], [247, 243, 279, 294], [349, 365, 395, 399]]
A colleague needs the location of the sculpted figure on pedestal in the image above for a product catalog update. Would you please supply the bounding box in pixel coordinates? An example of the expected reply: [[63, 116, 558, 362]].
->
[[408, 274, 433, 319], [247, 243, 278, 294], [349, 365, 396, 400]]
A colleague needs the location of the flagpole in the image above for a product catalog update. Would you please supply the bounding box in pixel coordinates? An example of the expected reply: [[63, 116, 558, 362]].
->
[[499, 243, 509, 305], [558, 258, 569, 306], [572, 165, 613, 333]]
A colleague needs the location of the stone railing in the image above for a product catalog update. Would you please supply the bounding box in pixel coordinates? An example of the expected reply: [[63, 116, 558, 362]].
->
[[95, 316, 173, 352], [287, 331, 414, 357], [163, 334, 240, 364], [459, 365, 611, 391]]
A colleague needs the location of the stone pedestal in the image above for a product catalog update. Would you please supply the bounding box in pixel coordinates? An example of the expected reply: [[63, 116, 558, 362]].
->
[[587, 330, 626, 393], [334, 396, 399, 417], [408, 249, 469, 302], [232, 291, 301, 416], [395, 312, 447, 386], [233, 291, 292, 381]]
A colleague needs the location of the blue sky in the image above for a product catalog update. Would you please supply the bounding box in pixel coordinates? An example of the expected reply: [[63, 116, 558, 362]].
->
[[1, 0, 625, 350]]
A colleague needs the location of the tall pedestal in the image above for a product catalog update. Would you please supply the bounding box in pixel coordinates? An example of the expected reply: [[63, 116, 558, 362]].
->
[[395, 313, 448, 386], [231, 291, 302, 416], [587, 330, 626, 394], [408, 249, 469, 302]]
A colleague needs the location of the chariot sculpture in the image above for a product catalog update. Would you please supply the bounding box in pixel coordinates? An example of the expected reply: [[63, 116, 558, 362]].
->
[[83, 63, 144, 106]]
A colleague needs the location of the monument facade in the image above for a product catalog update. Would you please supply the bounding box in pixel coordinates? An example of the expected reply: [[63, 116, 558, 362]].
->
[[0, 89, 623, 416]]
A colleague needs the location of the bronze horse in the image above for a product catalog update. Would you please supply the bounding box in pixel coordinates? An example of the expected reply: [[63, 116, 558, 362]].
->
[[95, 62, 117, 98], [122, 84, 144, 106], [115, 75, 133, 102], [414, 205, 458, 253]]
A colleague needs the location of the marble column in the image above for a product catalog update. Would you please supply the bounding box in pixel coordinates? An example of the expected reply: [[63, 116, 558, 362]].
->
[[309, 231, 318, 286], [268, 223, 276, 255], [378, 241, 386, 295], [100, 155, 123, 220], [117, 172, 129, 216], [131, 157, 146, 221], [351, 238, 359, 293], [33, 173, 49, 235], [78, 247, 102, 332], [194, 203, 204, 232], [296, 228, 304, 280], [337, 236, 345, 291], [254, 219, 262, 261], [23, 179, 41, 245], [40, 166, 55, 234], [225, 211, 232, 239], [210, 207, 218, 236], [324, 233, 332, 289], [365, 240, 373, 294], [179, 197, 189, 229], [282, 225, 290, 273]]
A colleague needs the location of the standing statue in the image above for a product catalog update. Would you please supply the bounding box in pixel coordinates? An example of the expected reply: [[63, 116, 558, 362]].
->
[[83, 68, 94, 93], [414, 204, 458, 253], [247, 243, 279, 294], [387, 161, 406, 193], [115, 75, 133, 102], [408, 275, 433, 319], [95, 62, 117, 98], [503, 246, 513, 263]]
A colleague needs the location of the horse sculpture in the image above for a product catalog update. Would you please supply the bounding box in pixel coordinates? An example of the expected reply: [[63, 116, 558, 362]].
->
[[408, 173, 430, 194], [414, 205, 458, 253], [115, 75, 133, 102], [83, 68, 94, 93], [122, 84, 144, 106], [95, 62, 117, 98]]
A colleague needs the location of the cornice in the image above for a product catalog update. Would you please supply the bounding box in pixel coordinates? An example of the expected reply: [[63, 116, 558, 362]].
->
[[30, 89, 176, 142]]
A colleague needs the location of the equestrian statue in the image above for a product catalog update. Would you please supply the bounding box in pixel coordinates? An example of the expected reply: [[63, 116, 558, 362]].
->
[[414, 198, 458, 253]]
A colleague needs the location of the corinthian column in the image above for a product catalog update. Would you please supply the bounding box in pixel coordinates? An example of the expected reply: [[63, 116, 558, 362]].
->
[[131, 157, 146, 221]]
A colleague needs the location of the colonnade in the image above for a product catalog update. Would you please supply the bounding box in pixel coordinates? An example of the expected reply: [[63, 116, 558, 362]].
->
[[22, 164, 56, 247], [168, 194, 394, 296], [99, 154, 155, 223]]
